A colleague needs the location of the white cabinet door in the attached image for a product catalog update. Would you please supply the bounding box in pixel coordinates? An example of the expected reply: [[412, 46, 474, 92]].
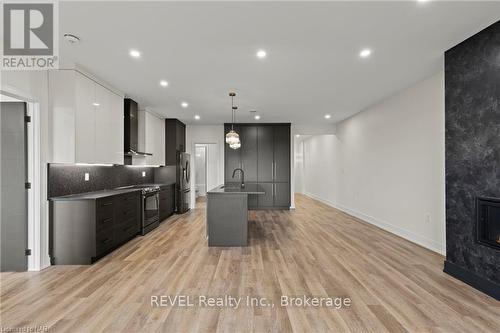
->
[[144, 112, 165, 166], [145, 111, 156, 165], [75, 74, 96, 163], [49, 70, 76, 163], [95, 85, 112, 164], [155, 115, 165, 166], [111, 94, 124, 165]]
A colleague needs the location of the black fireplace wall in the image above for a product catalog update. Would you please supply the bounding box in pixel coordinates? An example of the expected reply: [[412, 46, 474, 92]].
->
[[444, 20, 500, 298]]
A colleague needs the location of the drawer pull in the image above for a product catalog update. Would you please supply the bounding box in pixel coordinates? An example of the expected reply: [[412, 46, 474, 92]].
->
[[102, 218, 113, 224], [102, 238, 111, 244], [101, 202, 113, 207]]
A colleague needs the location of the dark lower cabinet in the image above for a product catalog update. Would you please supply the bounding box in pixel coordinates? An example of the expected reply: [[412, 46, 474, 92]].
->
[[248, 188, 258, 209], [257, 183, 274, 208], [50, 191, 141, 265], [159, 184, 175, 221], [274, 183, 290, 208], [254, 182, 290, 209]]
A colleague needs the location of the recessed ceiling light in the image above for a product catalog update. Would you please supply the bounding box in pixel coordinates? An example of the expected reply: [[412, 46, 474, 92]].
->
[[254, 115, 261, 120], [418, 0, 429, 2], [295, 134, 300, 138], [129, 49, 141, 58], [181, 102, 188, 108], [160, 80, 168, 87], [324, 114, 331, 119], [92, 102, 100, 106], [194, 115, 200, 120], [256, 50, 267, 58], [63, 33, 80, 44], [359, 49, 372, 58]]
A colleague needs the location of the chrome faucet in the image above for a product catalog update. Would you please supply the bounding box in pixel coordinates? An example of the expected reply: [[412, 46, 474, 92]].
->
[[232, 168, 245, 188]]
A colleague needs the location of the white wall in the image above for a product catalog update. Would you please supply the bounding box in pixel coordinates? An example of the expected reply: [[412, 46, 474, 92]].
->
[[301, 72, 445, 254], [186, 125, 225, 208], [1, 71, 51, 270], [293, 139, 305, 194]]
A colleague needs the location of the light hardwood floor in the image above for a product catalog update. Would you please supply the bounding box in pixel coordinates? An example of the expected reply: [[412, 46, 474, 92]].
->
[[1, 194, 499, 332]]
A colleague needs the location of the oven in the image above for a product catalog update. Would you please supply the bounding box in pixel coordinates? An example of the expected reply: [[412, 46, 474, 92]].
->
[[141, 188, 160, 235]]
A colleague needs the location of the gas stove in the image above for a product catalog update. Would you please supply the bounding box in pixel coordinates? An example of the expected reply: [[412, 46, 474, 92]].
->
[[138, 185, 160, 195], [116, 184, 160, 195]]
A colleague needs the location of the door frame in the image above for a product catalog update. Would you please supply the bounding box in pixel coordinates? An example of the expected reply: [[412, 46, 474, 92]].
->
[[1, 90, 42, 271], [194, 144, 208, 198]]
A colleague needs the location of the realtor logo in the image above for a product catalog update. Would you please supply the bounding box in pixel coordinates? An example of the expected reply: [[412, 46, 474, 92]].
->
[[1, 1, 59, 70]]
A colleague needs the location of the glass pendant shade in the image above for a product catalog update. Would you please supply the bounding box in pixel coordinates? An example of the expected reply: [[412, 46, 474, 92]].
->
[[230, 140, 241, 149], [225, 130, 239, 145]]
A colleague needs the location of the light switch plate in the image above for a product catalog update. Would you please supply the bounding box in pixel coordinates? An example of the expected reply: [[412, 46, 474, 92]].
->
[[142, 171, 146, 177], [84, 173, 90, 181]]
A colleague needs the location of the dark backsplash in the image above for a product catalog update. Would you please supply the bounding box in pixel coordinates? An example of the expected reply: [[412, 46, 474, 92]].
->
[[444, 20, 500, 296], [154, 165, 176, 185], [48, 164, 157, 197]]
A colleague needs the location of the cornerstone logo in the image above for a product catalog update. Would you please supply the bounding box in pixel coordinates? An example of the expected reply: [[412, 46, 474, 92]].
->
[[1, 1, 59, 70]]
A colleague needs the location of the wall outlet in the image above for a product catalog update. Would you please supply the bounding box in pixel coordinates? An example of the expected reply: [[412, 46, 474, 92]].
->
[[84, 173, 90, 181], [425, 214, 431, 224], [142, 171, 146, 177]]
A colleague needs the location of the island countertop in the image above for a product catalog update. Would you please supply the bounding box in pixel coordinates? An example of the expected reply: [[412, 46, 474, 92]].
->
[[207, 184, 266, 195]]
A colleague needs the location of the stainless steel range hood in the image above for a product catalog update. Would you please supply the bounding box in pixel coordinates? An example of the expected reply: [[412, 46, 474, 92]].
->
[[124, 98, 153, 164], [124, 149, 152, 157]]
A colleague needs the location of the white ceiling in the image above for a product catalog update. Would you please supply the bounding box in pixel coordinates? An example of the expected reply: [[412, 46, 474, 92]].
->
[[59, 1, 500, 125]]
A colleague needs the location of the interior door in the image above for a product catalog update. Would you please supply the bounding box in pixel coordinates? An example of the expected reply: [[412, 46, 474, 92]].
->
[[1, 102, 28, 271]]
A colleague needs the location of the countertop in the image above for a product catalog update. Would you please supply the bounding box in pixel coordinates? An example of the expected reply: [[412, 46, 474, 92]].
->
[[207, 184, 266, 195], [49, 181, 176, 201]]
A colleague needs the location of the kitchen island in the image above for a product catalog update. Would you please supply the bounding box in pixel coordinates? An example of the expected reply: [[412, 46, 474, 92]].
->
[[206, 184, 265, 246]]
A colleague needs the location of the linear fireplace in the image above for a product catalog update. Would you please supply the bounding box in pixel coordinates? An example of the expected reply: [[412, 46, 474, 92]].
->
[[476, 197, 500, 250]]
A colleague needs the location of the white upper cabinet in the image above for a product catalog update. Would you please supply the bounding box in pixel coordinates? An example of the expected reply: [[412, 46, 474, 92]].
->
[[110, 95, 124, 165], [49, 69, 124, 165], [75, 73, 97, 163], [135, 109, 165, 166]]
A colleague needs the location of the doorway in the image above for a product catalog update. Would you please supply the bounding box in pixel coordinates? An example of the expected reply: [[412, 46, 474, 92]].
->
[[195, 145, 207, 198], [1, 100, 28, 271], [194, 143, 219, 203]]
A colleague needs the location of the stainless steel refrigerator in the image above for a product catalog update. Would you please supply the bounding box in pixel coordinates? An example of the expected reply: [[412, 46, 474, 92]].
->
[[176, 152, 191, 213]]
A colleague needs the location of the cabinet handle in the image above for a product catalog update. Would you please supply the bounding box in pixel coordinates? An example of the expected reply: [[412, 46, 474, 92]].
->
[[102, 202, 113, 207], [102, 218, 113, 224], [102, 238, 110, 244], [271, 163, 274, 179], [274, 162, 277, 180]]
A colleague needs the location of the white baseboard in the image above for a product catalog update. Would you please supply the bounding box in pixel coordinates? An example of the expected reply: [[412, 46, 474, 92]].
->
[[303, 192, 445, 255]]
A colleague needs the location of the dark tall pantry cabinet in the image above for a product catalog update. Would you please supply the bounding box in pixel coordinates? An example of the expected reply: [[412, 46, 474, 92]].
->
[[224, 123, 291, 209]]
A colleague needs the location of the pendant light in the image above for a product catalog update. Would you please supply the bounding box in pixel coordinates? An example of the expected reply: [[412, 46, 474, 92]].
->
[[225, 92, 241, 149], [229, 141, 241, 149]]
